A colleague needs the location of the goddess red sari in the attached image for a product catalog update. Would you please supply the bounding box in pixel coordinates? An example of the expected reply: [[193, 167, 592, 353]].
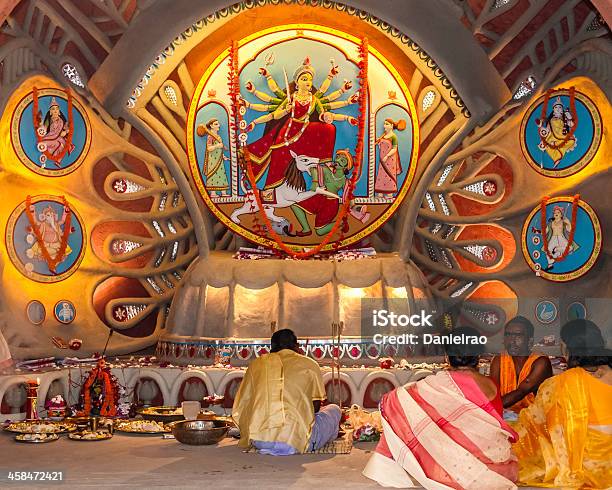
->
[[41, 115, 75, 163], [248, 98, 336, 191]]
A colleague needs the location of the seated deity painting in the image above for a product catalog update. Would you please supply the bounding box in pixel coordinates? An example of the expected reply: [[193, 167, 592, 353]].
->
[[188, 26, 419, 251], [522, 197, 601, 282], [5, 196, 86, 283], [11, 88, 91, 177], [520, 89, 602, 177]]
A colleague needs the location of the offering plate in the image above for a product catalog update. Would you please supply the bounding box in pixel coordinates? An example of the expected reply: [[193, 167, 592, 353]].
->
[[114, 419, 171, 434], [4, 421, 76, 434], [15, 433, 60, 443], [138, 406, 184, 423], [68, 430, 113, 441]]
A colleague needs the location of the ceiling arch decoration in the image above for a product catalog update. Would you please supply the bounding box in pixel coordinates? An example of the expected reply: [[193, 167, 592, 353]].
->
[[0, 0, 609, 358], [123, 1, 471, 118]]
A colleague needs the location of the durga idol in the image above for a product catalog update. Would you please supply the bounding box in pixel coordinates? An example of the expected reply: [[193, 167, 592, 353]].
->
[[244, 57, 359, 193]]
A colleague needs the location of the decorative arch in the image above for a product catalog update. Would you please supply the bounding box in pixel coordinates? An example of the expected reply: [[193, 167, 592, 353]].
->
[[128, 369, 171, 405], [169, 370, 214, 405], [357, 370, 399, 408], [322, 371, 357, 406]]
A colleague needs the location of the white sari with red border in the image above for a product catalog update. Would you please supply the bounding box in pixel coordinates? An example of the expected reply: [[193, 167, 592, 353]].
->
[[363, 370, 518, 489]]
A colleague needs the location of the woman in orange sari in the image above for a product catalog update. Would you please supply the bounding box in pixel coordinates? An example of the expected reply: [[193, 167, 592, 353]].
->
[[363, 326, 518, 489], [513, 319, 612, 489]]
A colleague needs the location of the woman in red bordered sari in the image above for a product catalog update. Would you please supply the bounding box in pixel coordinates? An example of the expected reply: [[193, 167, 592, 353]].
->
[[363, 326, 518, 490]]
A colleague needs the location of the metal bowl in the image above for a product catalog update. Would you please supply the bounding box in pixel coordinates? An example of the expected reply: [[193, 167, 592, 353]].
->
[[170, 419, 229, 446]]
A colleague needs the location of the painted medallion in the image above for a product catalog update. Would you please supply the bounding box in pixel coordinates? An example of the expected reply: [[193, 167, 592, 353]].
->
[[187, 25, 419, 251], [5, 195, 86, 282], [26, 300, 46, 325], [534, 300, 557, 324], [54, 300, 76, 324], [520, 89, 602, 177], [10, 88, 91, 176], [566, 301, 587, 321], [522, 197, 601, 282]]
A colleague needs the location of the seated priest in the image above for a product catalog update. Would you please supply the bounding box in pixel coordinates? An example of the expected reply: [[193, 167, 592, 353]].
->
[[363, 326, 518, 490], [232, 329, 341, 455], [489, 316, 552, 412], [513, 319, 612, 489]]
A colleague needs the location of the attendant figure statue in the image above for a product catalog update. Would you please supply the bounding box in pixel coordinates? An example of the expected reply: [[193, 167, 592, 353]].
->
[[375, 118, 406, 198], [198, 118, 230, 197]]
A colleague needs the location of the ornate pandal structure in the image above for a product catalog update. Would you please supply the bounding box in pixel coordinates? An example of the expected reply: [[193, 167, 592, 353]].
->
[[0, 0, 608, 363]]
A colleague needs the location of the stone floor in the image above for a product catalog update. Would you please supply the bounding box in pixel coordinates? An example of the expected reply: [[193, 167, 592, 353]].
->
[[0, 431, 551, 489], [0, 431, 380, 489]]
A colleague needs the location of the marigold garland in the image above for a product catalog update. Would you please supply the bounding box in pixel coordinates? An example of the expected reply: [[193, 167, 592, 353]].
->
[[25, 195, 73, 274], [32, 87, 75, 164], [538, 87, 578, 150], [228, 42, 267, 239], [228, 38, 369, 258], [78, 359, 119, 417], [540, 194, 580, 262]]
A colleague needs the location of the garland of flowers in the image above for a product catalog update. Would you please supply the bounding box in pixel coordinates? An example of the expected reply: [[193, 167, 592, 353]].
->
[[24, 195, 73, 274], [32, 87, 75, 164], [78, 359, 119, 417], [538, 87, 577, 150], [338, 37, 369, 250], [228, 41, 267, 239], [228, 38, 369, 258], [540, 194, 580, 262]]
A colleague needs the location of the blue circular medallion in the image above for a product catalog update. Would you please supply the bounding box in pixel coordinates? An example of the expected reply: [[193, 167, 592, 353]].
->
[[54, 300, 76, 324], [520, 89, 602, 177], [535, 300, 557, 324]]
